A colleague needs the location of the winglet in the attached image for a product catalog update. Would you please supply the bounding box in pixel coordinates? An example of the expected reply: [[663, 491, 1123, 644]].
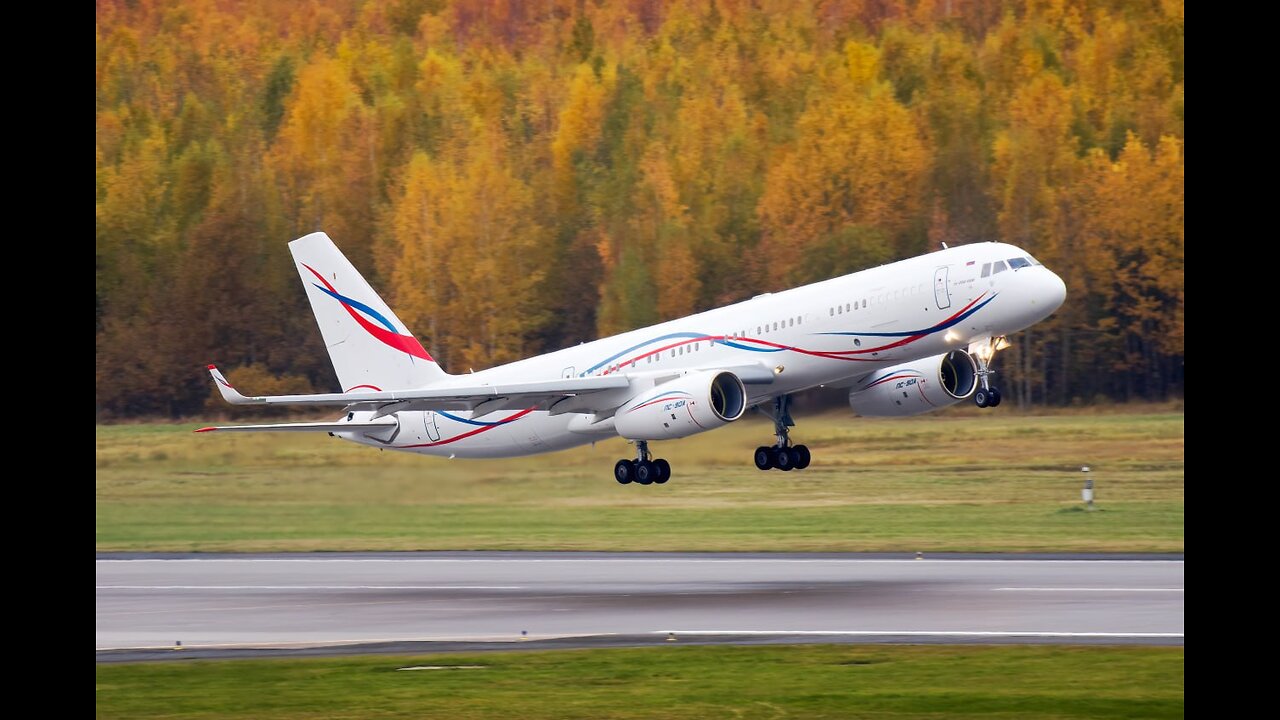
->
[[206, 365, 259, 405]]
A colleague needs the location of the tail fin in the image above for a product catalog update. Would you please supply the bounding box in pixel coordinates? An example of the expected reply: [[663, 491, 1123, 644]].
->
[[289, 232, 448, 391]]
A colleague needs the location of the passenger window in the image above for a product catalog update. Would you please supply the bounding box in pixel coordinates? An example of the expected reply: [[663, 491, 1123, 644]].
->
[[837, 306, 842, 314], [981, 263, 991, 278], [829, 308, 834, 316], [846, 303, 851, 312], [862, 299, 866, 308], [993, 260, 1007, 274]]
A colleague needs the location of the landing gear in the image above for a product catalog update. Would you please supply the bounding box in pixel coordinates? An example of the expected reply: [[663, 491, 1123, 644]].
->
[[754, 446, 774, 470], [653, 459, 671, 484], [755, 395, 812, 471], [614, 459, 634, 485], [974, 387, 1003, 408], [615, 441, 672, 487], [971, 337, 1007, 409]]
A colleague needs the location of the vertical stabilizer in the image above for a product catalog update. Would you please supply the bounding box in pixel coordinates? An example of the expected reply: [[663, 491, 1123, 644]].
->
[[289, 232, 447, 391]]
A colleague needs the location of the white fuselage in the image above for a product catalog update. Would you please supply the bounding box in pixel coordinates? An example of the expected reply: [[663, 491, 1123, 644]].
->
[[339, 242, 1066, 457]]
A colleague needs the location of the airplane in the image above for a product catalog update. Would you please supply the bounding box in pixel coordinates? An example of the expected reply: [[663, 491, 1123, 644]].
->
[[199, 232, 1066, 485]]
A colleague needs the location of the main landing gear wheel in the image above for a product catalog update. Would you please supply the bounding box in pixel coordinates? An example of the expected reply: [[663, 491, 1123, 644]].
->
[[616, 440, 671, 487], [775, 447, 795, 471], [793, 444, 811, 469], [754, 395, 813, 472], [635, 461, 654, 485], [653, 459, 671, 484], [755, 446, 775, 470], [614, 459, 634, 485]]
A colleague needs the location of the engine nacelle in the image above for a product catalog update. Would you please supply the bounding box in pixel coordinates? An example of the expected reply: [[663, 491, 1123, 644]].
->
[[848, 350, 979, 417], [614, 370, 748, 440]]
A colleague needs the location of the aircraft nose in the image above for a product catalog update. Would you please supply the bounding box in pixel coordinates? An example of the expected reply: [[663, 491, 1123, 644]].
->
[[1043, 268, 1067, 311]]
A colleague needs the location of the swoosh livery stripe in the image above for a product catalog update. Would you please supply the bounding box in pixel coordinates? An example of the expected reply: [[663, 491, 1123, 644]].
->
[[311, 286, 398, 332], [583, 334, 876, 377], [822, 293, 996, 338], [301, 264, 433, 362], [582, 333, 713, 375], [393, 408, 536, 448], [579, 294, 1000, 377], [438, 411, 512, 427]]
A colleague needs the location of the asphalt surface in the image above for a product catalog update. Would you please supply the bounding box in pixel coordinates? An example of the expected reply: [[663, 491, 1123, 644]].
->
[[96, 552, 1183, 662]]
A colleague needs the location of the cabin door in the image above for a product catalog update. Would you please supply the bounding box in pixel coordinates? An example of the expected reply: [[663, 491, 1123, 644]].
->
[[933, 266, 951, 309]]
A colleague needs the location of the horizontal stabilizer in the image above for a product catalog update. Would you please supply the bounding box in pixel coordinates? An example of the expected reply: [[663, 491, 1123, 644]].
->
[[205, 364, 632, 411], [194, 418, 398, 435]]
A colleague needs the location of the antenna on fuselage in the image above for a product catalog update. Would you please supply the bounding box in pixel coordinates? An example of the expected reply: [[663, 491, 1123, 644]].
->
[[941, 242, 949, 249]]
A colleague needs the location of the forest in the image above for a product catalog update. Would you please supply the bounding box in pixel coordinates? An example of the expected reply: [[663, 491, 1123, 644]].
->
[[96, 0, 1184, 417]]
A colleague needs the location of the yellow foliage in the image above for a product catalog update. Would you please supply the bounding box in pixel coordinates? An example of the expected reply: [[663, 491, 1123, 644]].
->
[[97, 0, 1186, 414]]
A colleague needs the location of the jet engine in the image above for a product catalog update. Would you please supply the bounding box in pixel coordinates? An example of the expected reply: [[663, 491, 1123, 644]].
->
[[848, 350, 979, 417], [614, 370, 748, 440]]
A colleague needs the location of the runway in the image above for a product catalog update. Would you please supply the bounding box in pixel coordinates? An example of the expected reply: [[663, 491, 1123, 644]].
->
[[97, 552, 1183, 661]]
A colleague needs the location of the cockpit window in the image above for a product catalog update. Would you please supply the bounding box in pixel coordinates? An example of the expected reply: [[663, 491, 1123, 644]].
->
[[980, 263, 991, 278], [1007, 257, 1031, 270], [992, 260, 1007, 274], [1028, 255, 1042, 266]]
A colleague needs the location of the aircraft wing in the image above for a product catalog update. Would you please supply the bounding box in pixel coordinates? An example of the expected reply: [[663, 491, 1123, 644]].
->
[[207, 359, 778, 419], [206, 364, 635, 415]]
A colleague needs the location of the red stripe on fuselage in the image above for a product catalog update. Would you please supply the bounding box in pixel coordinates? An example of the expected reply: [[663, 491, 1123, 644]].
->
[[392, 408, 536, 448]]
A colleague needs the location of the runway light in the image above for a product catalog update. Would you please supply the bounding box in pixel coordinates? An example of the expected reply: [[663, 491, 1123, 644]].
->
[[1082, 466, 1095, 510]]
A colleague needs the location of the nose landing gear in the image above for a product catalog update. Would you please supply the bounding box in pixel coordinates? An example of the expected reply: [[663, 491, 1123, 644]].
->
[[970, 336, 1008, 408]]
